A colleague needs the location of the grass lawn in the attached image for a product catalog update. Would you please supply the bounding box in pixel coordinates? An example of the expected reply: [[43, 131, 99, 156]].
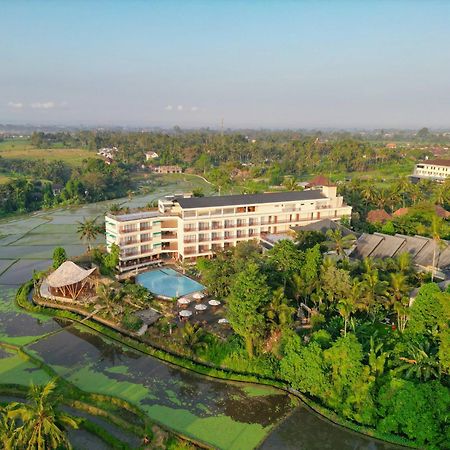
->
[[0, 139, 98, 167]]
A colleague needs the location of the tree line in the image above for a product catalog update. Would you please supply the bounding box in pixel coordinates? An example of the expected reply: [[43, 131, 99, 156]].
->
[[195, 238, 450, 449]]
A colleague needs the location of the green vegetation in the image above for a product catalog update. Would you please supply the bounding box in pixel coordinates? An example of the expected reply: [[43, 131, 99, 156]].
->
[[195, 241, 450, 449], [52, 246, 67, 269], [0, 379, 79, 449]]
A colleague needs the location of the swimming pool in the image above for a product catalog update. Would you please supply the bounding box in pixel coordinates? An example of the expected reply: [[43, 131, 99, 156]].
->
[[136, 268, 205, 298]]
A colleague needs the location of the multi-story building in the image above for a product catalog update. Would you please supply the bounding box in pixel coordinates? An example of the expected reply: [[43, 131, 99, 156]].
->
[[105, 185, 352, 273], [411, 159, 450, 182]]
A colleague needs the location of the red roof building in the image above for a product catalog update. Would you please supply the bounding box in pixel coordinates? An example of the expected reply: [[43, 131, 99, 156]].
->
[[367, 209, 391, 224]]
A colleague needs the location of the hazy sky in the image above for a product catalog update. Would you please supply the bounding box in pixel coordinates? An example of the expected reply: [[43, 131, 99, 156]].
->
[[2, 0, 450, 128]]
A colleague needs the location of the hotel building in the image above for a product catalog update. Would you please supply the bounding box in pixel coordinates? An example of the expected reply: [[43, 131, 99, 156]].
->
[[105, 185, 352, 273], [411, 159, 450, 182]]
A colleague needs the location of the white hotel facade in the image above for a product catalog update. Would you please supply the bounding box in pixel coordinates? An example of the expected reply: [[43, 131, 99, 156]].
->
[[411, 159, 450, 182], [105, 185, 352, 273]]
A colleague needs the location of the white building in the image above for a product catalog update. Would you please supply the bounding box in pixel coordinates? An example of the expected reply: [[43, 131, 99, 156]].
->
[[105, 186, 352, 273], [145, 151, 159, 160], [411, 159, 450, 182]]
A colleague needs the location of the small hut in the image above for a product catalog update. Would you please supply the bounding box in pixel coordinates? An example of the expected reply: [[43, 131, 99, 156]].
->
[[46, 261, 97, 300]]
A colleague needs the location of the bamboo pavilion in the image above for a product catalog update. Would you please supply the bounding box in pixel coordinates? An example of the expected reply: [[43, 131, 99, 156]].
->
[[46, 261, 97, 300]]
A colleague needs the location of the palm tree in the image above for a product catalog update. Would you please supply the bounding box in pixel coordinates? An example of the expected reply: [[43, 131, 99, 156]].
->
[[0, 405, 15, 450], [394, 177, 411, 208], [337, 281, 361, 336], [266, 287, 295, 331], [283, 176, 299, 191], [6, 379, 78, 449], [77, 216, 102, 251], [360, 268, 388, 319], [387, 273, 410, 332], [432, 184, 448, 206], [181, 322, 208, 355], [361, 185, 379, 210], [368, 336, 388, 377], [430, 215, 447, 282], [397, 340, 440, 381], [96, 284, 124, 317], [325, 229, 355, 257]]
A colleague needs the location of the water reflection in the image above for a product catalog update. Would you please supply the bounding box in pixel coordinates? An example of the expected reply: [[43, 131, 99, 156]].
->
[[260, 406, 404, 450]]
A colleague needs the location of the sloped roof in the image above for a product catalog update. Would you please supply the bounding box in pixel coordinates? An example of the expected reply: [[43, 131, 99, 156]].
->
[[291, 218, 355, 237], [393, 206, 450, 219], [435, 205, 450, 219], [351, 232, 450, 270], [47, 261, 96, 288], [393, 234, 429, 258], [367, 209, 391, 224], [307, 175, 332, 187], [350, 233, 384, 259], [423, 159, 450, 167], [371, 233, 405, 258], [392, 207, 409, 217]]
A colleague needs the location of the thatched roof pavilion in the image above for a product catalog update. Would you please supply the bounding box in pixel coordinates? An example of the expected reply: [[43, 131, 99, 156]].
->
[[46, 261, 97, 300]]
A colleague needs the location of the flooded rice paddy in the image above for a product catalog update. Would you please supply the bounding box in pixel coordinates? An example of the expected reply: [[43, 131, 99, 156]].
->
[[0, 178, 405, 449], [27, 324, 293, 449]]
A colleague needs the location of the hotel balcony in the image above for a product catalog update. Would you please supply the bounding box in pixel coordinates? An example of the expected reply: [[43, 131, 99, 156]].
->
[[224, 235, 235, 241], [120, 239, 139, 246], [184, 238, 197, 244], [184, 227, 197, 232], [139, 224, 152, 231], [119, 227, 138, 234], [162, 231, 177, 239], [184, 248, 197, 255]]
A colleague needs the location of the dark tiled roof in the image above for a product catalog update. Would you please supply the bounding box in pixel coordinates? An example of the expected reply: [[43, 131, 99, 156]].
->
[[370, 233, 405, 259], [291, 218, 356, 237], [350, 233, 384, 259], [176, 190, 325, 209], [421, 159, 450, 167], [350, 232, 450, 270]]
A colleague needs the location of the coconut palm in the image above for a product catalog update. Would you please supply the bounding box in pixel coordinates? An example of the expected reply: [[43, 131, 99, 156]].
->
[[283, 176, 299, 191], [397, 340, 440, 381], [96, 284, 124, 316], [387, 272, 410, 332], [181, 322, 208, 355], [361, 185, 379, 209], [7, 379, 78, 450], [76, 216, 102, 251], [430, 215, 447, 282], [325, 229, 355, 257], [360, 268, 389, 319], [394, 177, 411, 208], [368, 336, 388, 377], [266, 287, 295, 331]]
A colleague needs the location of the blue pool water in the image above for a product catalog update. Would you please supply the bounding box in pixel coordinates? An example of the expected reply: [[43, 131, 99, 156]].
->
[[136, 268, 205, 298]]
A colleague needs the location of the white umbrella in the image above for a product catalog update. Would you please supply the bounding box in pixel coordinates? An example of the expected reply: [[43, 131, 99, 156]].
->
[[179, 310, 192, 318], [208, 299, 221, 306], [193, 292, 205, 300], [218, 318, 229, 324], [195, 304, 207, 311], [177, 297, 191, 305]]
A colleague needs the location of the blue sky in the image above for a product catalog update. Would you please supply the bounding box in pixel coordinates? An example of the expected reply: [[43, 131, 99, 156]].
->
[[2, 0, 450, 128]]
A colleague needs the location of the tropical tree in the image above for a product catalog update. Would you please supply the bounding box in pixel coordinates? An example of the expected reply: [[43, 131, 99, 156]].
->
[[266, 287, 295, 332], [325, 229, 355, 256], [52, 247, 67, 269], [76, 216, 102, 251], [397, 340, 440, 381], [227, 262, 271, 357], [6, 379, 78, 449], [283, 176, 299, 191], [430, 215, 447, 281], [387, 273, 410, 332], [337, 281, 361, 335], [96, 284, 124, 316], [181, 322, 208, 355]]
